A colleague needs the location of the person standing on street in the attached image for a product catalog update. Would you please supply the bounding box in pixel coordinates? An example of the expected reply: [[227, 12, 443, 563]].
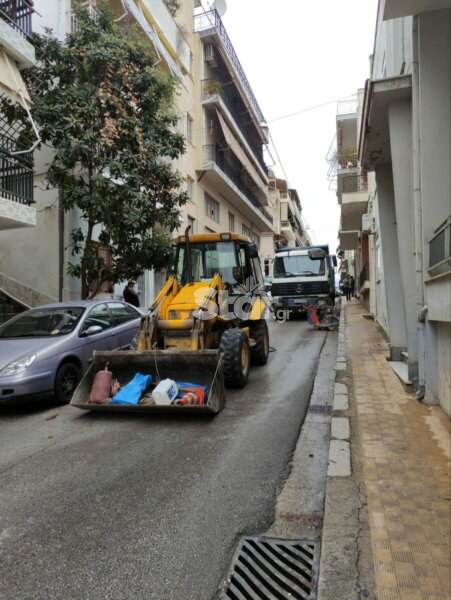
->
[[123, 281, 140, 307], [349, 275, 355, 298], [343, 275, 351, 300]]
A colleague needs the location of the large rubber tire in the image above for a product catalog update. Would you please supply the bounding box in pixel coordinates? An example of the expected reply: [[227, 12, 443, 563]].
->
[[250, 320, 269, 366], [219, 329, 250, 389], [54, 362, 81, 405]]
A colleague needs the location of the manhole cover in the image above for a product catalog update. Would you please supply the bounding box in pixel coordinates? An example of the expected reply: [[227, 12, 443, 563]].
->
[[307, 404, 332, 415], [220, 536, 320, 599]]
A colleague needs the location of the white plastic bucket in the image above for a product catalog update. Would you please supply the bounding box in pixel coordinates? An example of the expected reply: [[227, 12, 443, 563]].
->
[[152, 379, 178, 405]]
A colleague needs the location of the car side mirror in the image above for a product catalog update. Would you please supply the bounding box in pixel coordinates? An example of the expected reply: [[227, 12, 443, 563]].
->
[[82, 325, 103, 337], [233, 266, 250, 283]]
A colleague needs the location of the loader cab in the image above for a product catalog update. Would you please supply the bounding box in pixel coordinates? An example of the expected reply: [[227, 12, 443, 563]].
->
[[172, 233, 263, 294]]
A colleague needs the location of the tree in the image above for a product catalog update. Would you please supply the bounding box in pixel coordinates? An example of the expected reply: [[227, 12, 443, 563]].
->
[[5, 2, 187, 298], [163, 0, 181, 16]]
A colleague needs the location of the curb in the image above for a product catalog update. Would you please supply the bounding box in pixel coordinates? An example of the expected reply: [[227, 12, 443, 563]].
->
[[317, 304, 362, 600]]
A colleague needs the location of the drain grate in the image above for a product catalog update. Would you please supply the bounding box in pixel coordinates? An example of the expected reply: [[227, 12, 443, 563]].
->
[[307, 404, 332, 415], [220, 537, 320, 600]]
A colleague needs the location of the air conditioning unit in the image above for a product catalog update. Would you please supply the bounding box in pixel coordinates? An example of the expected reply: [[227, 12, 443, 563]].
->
[[362, 213, 374, 233], [204, 44, 218, 67]]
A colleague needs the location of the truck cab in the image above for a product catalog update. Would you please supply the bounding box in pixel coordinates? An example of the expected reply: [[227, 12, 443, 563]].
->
[[270, 245, 337, 319]]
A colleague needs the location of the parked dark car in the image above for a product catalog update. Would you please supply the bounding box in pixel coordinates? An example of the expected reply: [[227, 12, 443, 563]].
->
[[0, 300, 142, 405]]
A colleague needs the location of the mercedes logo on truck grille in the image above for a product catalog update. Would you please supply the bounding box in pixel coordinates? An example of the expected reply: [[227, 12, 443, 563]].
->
[[295, 284, 304, 293]]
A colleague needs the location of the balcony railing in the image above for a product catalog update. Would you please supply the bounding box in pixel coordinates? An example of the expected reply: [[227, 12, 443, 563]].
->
[[0, 0, 34, 40], [337, 151, 358, 170], [202, 78, 267, 174], [194, 10, 265, 124], [0, 148, 34, 205], [337, 99, 358, 116], [341, 174, 368, 193], [203, 144, 272, 225]]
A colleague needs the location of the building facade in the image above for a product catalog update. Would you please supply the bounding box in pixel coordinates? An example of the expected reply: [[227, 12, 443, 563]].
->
[[0, 0, 281, 314], [0, 0, 38, 320], [339, 0, 450, 416]]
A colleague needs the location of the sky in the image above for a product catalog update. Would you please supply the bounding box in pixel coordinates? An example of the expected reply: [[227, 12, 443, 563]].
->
[[220, 0, 379, 251]]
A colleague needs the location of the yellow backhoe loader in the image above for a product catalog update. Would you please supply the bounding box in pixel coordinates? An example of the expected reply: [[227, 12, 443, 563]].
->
[[71, 232, 271, 414]]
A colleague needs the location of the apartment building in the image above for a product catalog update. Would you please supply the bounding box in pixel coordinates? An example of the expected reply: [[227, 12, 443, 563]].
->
[[0, 0, 276, 312], [0, 0, 37, 320], [340, 0, 450, 415]]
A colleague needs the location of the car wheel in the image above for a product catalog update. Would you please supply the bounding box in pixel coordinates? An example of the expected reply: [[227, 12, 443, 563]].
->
[[250, 320, 269, 366], [54, 362, 81, 405], [219, 329, 250, 389]]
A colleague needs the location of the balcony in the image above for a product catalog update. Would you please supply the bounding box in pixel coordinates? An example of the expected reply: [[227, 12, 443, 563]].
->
[[0, 0, 33, 39], [201, 78, 267, 175], [199, 145, 273, 231], [194, 10, 266, 133], [0, 0, 35, 67], [337, 173, 368, 205]]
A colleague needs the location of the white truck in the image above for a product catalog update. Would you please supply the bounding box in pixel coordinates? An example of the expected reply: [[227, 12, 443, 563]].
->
[[270, 245, 337, 320]]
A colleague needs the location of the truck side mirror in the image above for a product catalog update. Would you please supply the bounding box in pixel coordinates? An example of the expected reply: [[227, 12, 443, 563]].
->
[[332, 256, 338, 267]]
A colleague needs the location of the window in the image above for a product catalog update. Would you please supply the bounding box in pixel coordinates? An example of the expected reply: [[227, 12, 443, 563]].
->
[[228, 212, 235, 232], [82, 304, 113, 332], [242, 224, 251, 238], [251, 232, 260, 248], [107, 302, 140, 326], [187, 177, 194, 201], [188, 215, 196, 234], [187, 113, 193, 144], [205, 194, 220, 223]]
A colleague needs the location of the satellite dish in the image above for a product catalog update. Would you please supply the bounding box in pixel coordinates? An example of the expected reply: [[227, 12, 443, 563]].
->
[[212, 0, 227, 16]]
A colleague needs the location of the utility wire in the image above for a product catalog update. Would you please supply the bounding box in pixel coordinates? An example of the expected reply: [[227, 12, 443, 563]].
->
[[267, 93, 357, 124]]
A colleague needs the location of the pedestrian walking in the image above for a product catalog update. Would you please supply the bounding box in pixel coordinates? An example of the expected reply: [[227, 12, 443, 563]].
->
[[343, 275, 351, 300], [123, 280, 140, 307], [349, 275, 355, 298]]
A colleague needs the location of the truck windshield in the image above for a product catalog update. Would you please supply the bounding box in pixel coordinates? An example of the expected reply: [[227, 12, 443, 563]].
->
[[273, 255, 325, 278], [175, 242, 239, 284]]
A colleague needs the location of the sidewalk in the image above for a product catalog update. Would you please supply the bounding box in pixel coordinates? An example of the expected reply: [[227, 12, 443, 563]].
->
[[319, 301, 451, 600]]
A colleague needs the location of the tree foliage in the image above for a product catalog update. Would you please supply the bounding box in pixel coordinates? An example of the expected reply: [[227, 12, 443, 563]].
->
[[7, 2, 187, 298]]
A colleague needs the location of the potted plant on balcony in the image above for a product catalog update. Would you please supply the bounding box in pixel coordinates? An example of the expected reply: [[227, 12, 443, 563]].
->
[[337, 146, 357, 168], [204, 79, 222, 96]]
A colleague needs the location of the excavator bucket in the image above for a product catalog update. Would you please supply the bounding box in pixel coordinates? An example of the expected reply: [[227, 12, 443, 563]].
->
[[70, 349, 226, 415]]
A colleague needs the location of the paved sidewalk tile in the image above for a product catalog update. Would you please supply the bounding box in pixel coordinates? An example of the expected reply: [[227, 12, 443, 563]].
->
[[345, 303, 451, 600]]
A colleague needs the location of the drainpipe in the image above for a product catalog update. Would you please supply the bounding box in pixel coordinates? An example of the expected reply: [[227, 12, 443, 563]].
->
[[411, 16, 426, 398], [58, 188, 64, 301]]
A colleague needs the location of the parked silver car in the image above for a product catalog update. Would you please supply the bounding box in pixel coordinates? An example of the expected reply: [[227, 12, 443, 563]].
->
[[0, 300, 142, 405]]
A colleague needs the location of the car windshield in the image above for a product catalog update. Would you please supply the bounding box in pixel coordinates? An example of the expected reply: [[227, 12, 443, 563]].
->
[[273, 255, 325, 278], [0, 307, 85, 338], [174, 242, 239, 284]]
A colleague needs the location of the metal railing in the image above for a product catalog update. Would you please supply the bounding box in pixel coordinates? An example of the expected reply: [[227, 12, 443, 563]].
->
[[341, 174, 368, 193], [0, 148, 34, 205], [337, 99, 358, 116], [194, 10, 265, 124], [203, 144, 272, 225], [0, 0, 34, 39], [337, 152, 358, 170], [202, 79, 267, 174]]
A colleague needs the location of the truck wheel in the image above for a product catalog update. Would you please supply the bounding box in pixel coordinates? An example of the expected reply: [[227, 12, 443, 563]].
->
[[219, 329, 250, 388], [54, 362, 81, 405], [250, 320, 269, 366]]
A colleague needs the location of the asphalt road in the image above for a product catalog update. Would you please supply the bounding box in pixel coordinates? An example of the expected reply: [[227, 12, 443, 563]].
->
[[0, 319, 328, 600]]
